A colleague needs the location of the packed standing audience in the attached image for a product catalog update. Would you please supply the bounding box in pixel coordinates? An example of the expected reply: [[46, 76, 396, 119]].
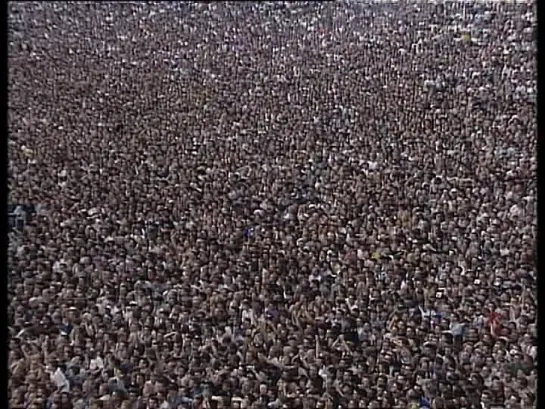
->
[[8, 2, 536, 409]]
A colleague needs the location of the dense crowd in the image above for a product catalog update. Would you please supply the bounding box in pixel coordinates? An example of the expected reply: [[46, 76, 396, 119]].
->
[[8, 2, 536, 409]]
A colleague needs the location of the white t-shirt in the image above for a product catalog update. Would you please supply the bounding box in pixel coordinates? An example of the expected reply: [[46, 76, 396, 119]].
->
[[90, 356, 104, 371], [241, 309, 255, 324], [51, 368, 70, 392]]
